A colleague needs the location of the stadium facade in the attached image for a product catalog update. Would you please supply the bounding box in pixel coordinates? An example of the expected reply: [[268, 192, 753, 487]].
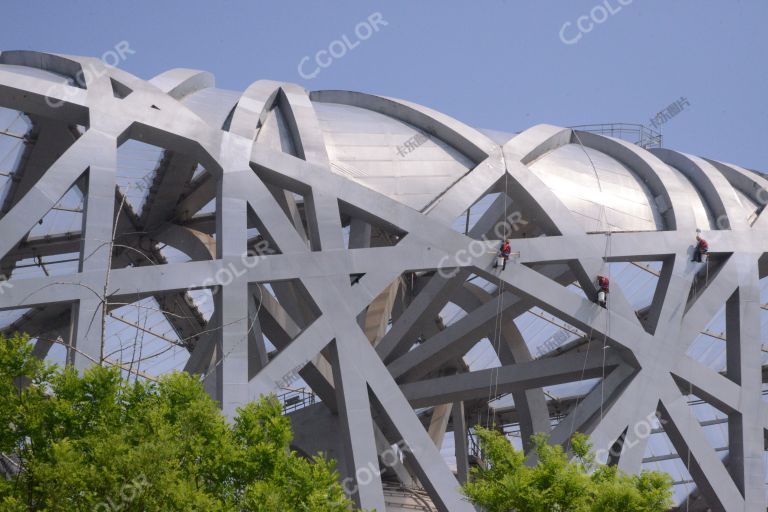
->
[[0, 51, 765, 511]]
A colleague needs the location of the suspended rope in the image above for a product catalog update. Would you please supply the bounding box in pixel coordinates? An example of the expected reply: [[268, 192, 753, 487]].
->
[[691, 231, 710, 299], [573, 130, 603, 194], [600, 229, 612, 422], [200, 284, 264, 386], [485, 279, 505, 429], [486, 170, 510, 429], [567, 323, 595, 450], [685, 379, 693, 512], [705, 252, 710, 287], [566, 231, 612, 448], [691, 272, 697, 298], [568, 128, 613, 449], [657, 226, 700, 501]]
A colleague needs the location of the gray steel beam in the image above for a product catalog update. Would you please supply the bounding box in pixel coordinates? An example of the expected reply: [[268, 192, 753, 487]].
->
[[400, 351, 621, 408], [0, 53, 765, 511]]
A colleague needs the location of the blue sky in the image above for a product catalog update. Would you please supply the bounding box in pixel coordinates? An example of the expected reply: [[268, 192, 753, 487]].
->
[[1, 0, 766, 169]]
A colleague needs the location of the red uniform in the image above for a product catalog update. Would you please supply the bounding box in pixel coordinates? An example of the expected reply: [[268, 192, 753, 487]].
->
[[596, 275, 609, 307], [496, 241, 512, 270], [693, 238, 708, 262]]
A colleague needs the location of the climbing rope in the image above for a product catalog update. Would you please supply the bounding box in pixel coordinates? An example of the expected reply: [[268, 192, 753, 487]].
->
[[486, 171, 510, 429], [573, 130, 603, 194], [567, 324, 595, 450], [690, 234, 710, 299], [685, 379, 693, 512], [685, 232, 705, 509], [705, 252, 710, 287], [486, 278, 506, 428], [567, 229, 612, 447], [567, 129, 614, 449], [600, 229, 612, 422]]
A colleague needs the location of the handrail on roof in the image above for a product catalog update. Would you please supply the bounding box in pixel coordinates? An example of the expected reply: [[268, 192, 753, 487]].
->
[[569, 123, 663, 149]]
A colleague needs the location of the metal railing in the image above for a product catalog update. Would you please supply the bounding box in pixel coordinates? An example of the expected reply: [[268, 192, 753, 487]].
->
[[277, 387, 316, 414], [467, 429, 486, 466], [569, 123, 663, 149]]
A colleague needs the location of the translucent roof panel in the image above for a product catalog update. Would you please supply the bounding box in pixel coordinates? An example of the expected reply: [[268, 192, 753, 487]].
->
[[104, 297, 190, 379], [116, 139, 164, 215], [28, 183, 84, 237], [0, 106, 32, 205]]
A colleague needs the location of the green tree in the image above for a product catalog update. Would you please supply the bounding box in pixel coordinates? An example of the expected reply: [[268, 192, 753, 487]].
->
[[0, 333, 354, 511], [462, 427, 673, 512]]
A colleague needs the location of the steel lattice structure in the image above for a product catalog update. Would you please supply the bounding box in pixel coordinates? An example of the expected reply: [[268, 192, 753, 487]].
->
[[0, 51, 766, 511]]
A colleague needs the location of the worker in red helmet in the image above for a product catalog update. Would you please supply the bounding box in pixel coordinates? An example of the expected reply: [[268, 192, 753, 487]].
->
[[596, 275, 609, 308], [692, 235, 708, 262], [494, 239, 512, 270]]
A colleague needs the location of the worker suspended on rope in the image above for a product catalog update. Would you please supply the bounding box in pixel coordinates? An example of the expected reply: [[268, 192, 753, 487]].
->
[[494, 239, 512, 271], [596, 275, 609, 308], [691, 235, 708, 263]]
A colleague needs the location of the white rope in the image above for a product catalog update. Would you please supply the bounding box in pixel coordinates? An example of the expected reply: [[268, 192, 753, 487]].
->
[[566, 235, 610, 446], [486, 171, 510, 428], [569, 128, 613, 446], [686, 380, 693, 512], [705, 253, 710, 286], [201, 284, 264, 385], [600, 230, 612, 421], [567, 325, 595, 451], [573, 130, 603, 194]]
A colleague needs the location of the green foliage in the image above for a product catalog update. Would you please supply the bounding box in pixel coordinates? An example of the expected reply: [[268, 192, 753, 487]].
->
[[463, 428, 673, 512], [0, 333, 354, 511]]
